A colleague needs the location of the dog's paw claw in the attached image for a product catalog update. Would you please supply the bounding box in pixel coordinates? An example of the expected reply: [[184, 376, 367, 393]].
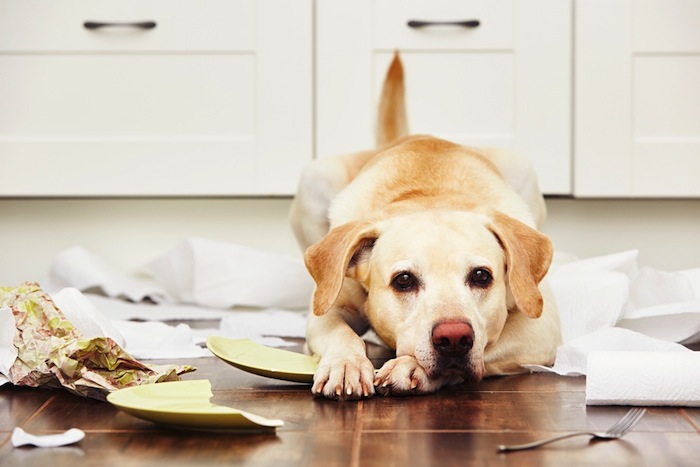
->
[[374, 356, 441, 396], [312, 355, 375, 400]]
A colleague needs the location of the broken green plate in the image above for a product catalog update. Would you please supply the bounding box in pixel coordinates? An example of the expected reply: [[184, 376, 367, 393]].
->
[[206, 336, 319, 384], [107, 379, 284, 431]]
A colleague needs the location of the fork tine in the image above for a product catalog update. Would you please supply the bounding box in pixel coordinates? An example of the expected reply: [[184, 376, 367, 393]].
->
[[622, 408, 646, 432], [606, 408, 640, 435], [605, 408, 637, 433], [607, 408, 647, 436]]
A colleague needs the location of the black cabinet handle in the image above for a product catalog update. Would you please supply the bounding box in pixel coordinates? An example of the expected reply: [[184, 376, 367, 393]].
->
[[83, 21, 157, 30], [407, 20, 480, 29]]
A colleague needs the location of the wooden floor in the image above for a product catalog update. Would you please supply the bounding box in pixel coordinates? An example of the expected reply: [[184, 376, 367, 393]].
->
[[2, 347, 699, 466]]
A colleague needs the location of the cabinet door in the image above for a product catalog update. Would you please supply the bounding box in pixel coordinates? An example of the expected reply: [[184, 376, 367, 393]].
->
[[316, 0, 572, 195], [0, 0, 312, 196], [575, 0, 700, 197]]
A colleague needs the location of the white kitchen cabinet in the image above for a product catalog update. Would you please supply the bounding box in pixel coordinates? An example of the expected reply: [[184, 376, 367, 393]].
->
[[0, 0, 312, 196], [3, 0, 697, 199], [316, 0, 573, 195], [575, 0, 700, 197]]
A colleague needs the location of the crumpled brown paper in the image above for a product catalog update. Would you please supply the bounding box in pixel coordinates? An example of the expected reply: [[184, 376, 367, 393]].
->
[[0, 282, 195, 400]]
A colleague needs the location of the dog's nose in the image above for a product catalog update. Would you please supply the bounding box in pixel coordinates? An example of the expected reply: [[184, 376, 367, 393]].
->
[[432, 320, 474, 355]]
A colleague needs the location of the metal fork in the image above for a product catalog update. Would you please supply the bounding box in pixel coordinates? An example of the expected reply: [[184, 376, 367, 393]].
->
[[497, 407, 647, 452]]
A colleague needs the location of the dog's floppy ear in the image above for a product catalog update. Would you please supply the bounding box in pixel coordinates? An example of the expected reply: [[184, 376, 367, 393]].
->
[[304, 221, 378, 316], [489, 211, 553, 318]]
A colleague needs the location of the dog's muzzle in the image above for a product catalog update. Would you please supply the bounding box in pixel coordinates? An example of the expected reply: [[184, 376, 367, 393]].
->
[[430, 320, 477, 379]]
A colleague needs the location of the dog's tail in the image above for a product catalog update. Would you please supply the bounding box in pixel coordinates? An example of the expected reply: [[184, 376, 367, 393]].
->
[[377, 51, 409, 147]]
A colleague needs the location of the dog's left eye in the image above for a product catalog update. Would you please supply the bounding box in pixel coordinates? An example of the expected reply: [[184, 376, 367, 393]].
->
[[391, 272, 418, 292], [469, 268, 493, 288]]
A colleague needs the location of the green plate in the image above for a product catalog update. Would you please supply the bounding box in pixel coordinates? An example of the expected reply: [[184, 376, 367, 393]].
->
[[107, 379, 283, 431], [206, 336, 319, 384]]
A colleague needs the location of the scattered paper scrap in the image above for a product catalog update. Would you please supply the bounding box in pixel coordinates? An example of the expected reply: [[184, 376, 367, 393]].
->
[[48, 245, 167, 303], [12, 427, 85, 448], [141, 237, 314, 309]]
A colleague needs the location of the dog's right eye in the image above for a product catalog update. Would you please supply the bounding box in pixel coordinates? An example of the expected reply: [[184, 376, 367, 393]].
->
[[391, 272, 418, 292]]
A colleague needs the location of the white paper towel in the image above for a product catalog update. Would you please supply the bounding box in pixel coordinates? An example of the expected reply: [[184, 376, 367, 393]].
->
[[48, 245, 167, 303], [52, 287, 126, 347], [524, 327, 691, 376], [526, 251, 700, 389], [0, 307, 15, 385], [111, 320, 211, 359], [586, 351, 700, 406], [548, 250, 636, 343], [47, 239, 315, 311], [141, 237, 314, 309]]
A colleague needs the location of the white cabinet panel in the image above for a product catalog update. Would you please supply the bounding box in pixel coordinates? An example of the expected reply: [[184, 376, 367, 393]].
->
[[633, 0, 700, 53], [0, 55, 255, 137], [0, 0, 312, 196], [0, 0, 254, 52], [635, 56, 700, 140], [575, 0, 700, 197], [317, 0, 572, 195]]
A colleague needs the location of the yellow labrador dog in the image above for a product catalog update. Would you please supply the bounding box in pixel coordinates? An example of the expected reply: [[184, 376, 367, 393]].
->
[[290, 53, 561, 400]]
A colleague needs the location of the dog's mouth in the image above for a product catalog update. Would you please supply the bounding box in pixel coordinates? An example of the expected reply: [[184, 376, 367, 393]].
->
[[429, 356, 483, 383]]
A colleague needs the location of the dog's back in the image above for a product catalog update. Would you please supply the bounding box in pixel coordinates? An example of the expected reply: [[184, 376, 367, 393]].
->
[[291, 52, 546, 250], [328, 53, 538, 230], [368, 52, 547, 228]]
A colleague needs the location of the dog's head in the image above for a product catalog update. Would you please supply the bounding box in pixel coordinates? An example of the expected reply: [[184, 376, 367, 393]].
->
[[304, 210, 553, 383]]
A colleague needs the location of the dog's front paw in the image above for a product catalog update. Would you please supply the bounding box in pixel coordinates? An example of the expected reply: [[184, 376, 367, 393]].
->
[[374, 356, 443, 396], [312, 354, 376, 400]]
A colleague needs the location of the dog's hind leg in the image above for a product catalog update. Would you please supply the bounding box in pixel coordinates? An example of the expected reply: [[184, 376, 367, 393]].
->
[[290, 150, 377, 250], [479, 147, 548, 229]]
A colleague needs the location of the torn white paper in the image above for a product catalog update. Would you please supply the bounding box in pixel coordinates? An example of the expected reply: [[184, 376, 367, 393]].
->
[[104, 308, 307, 359], [549, 270, 629, 343], [48, 239, 314, 311], [141, 238, 314, 309], [1, 306, 16, 385], [525, 327, 690, 376], [85, 293, 233, 322], [528, 250, 700, 380], [12, 427, 85, 448], [111, 320, 212, 360], [218, 310, 307, 340], [47, 245, 167, 303], [618, 266, 700, 344], [52, 288, 126, 347]]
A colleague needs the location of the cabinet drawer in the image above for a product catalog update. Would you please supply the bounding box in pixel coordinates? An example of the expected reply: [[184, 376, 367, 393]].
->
[[0, 0, 253, 52], [634, 0, 700, 53], [373, 0, 513, 50], [576, 0, 700, 197], [0, 55, 254, 137], [0, 0, 313, 197]]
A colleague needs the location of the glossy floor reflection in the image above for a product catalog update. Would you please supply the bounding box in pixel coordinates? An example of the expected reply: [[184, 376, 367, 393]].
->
[[1, 355, 699, 466]]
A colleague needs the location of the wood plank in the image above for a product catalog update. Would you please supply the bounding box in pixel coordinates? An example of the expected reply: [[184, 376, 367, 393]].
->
[[2, 355, 698, 466]]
